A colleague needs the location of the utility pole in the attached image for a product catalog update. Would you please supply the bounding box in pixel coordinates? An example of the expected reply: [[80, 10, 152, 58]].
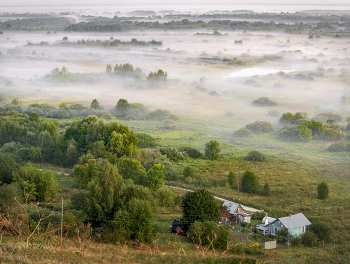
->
[[61, 197, 64, 263], [237, 175, 241, 241], [39, 135, 44, 168]]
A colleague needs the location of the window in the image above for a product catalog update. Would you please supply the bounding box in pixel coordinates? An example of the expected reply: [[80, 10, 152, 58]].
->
[[274, 228, 278, 234], [302, 226, 305, 233]]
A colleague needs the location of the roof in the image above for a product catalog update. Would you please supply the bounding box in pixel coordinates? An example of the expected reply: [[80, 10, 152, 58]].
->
[[274, 213, 311, 230], [222, 201, 243, 215], [262, 216, 276, 224], [256, 224, 270, 231]]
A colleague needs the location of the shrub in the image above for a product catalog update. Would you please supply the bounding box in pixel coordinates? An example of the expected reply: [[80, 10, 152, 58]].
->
[[157, 187, 175, 207], [159, 146, 185, 161], [317, 181, 329, 200], [251, 211, 265, 220], [244, 151, 266, 162], [252, 97, 278, 106], [302, 231, 318, 247], [262, 183, 271, 195], [327, 141, 350, 152], [164, 166, 179, 181], [197, 177, 210, 188], [245, 121, 273, 134], [268, 110, 281, 117], [190, 221, 232, 251], [310, 221, 332, 242], [180, 147, 202, 158], [14, 165, 58, 202], [276, 125, 301, 142], [298, 125, 313, 141], [291, 237, 302, 247], [183, 166, 196, 178], [0, 153, 20, 185], [279, 112, 305, 124], [227, 170, 237, 188], [240, 169, 260, 194], [0, 183, 20, 211], [313, 112, 342, 123], [234, 128, 254, 138], [205, 140, 221, 160]]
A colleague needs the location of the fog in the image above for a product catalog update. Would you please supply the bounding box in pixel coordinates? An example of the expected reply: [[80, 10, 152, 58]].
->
[[0, 5, 349, 138]]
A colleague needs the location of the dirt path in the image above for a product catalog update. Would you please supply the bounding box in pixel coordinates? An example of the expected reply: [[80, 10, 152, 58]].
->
[[165, 185, 263, 213]]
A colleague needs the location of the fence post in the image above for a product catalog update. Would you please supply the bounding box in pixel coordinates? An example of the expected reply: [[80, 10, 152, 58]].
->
[[61, 197, 64, 263]]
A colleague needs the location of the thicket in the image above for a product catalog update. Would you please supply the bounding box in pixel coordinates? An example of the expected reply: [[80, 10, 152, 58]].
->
[[277, 116, 346, 142], [252, 97, 278, 106], [245, 121, 274, 134], [244, 150, 266, 162]]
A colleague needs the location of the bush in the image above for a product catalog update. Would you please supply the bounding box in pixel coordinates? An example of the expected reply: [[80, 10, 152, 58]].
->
[[291, 237, 302, 247], [197, 177, 210, 188], [234, 128, 254, 138], [302, 231, 318, 247], [313, 112, 342, 123], [0, 153, 20, 185], [251, 211, 265, 220], [244, 151, 266, 162], [298, 125, 313, 141], [180, 146, 202, 158], [157, 187, 175, 207], [14, 165, 58, 202], [327, 141, 350, 152], [252, 97, 278, 106], [159, 146, 185, 161], [245, 121, 273, 134], [310, 222, 332, 242], [183, 165, 196, 178], [164, 166, 179, 181], [227, 170, 237, 188], [276, 125, 301, 142], [317, 181, 329, 200], [240, 169, 260, 194], [279, 112, 305, 124], [262, 183, 271, 195], [268, 110, 281, 117], [205, 140, 221, 160], [0, 183, 20, 211], [190, 221, 233, 251]]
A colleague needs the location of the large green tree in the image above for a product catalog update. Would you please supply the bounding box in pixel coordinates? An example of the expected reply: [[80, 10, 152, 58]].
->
[[117, 157, 146, 183], [14, 165, 58, 202], [0, 153, 19, 185], [181, 189, 221, 230], [87, 160, 124, 227], [146, 164, 165, 192]]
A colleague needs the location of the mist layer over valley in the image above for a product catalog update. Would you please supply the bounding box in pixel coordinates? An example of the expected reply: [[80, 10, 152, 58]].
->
[[0, 4, 350, 264]]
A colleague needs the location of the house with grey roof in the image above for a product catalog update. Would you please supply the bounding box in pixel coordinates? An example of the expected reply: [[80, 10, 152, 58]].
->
[[220, 201, 247, 223], [269, 213, 311, 237]]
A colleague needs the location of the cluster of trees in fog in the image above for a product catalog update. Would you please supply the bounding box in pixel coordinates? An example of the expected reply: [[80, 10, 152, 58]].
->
[[234, 111, 350, 148], [42, 65, 168, 89], [64, 19, 314, 33], [28, 38, 162, 47]]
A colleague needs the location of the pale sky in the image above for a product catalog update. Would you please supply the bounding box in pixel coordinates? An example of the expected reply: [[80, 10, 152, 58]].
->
[[1, 0, 349, 6]]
